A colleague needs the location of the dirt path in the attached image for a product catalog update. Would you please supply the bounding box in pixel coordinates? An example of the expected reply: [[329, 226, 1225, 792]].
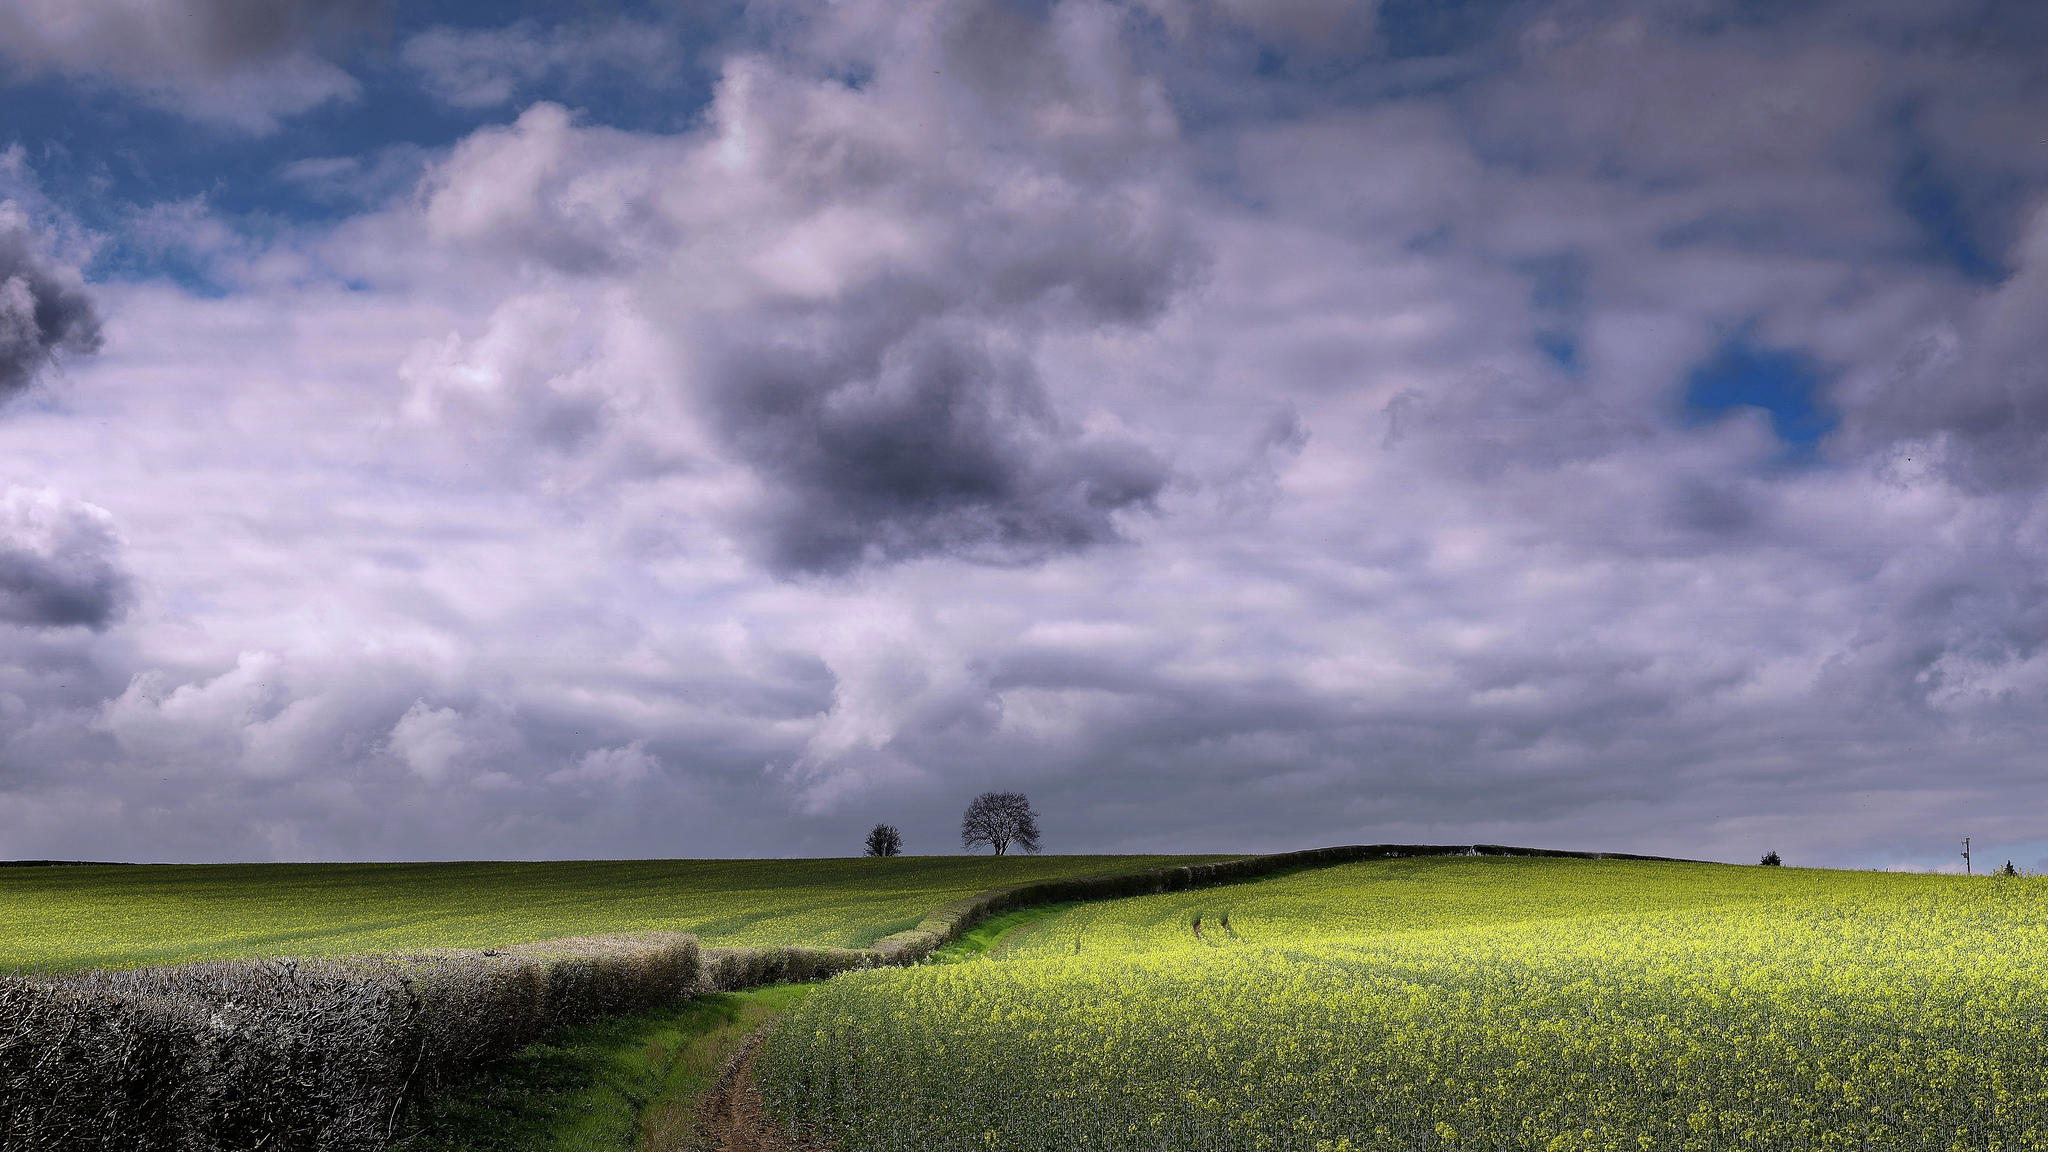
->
[[691, 1030, 830, 1152]]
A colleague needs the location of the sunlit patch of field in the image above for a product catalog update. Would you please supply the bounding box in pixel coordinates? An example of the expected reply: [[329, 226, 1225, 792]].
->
[[0, 855, 1218, 974], [760, 857, 2048, 1151]]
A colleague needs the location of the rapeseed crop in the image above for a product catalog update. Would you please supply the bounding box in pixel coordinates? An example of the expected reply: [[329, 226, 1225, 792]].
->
[[758, 857, 2048, 1151]]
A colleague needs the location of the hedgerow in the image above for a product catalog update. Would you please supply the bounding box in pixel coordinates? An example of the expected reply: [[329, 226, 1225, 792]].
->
[[0, 934, 699, 1152]]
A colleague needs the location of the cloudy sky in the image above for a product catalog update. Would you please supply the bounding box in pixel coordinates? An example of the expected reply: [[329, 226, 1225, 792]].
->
[[2, 0, 2045, 870]]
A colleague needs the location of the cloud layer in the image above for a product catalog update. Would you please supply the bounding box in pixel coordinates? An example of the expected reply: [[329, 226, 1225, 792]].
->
[[405, 8, 1205, 575], [1, 0, 2047, 871]]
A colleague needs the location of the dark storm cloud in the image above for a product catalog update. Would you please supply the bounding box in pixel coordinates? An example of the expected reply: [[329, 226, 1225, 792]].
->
[[412, 3, 1206, 577], [704, 6, 1203, 575], [718, 322, 1168, 574], [0, 491, 132, 632], [0, 206, 101, 403]]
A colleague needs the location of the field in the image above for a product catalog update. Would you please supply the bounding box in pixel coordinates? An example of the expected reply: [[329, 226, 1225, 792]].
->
[[0, 854, 1215, 974], [758, 856, 2048, 1152]]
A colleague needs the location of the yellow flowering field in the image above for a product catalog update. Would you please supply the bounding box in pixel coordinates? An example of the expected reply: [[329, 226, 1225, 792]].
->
[[757, 856, 2048, 1151]]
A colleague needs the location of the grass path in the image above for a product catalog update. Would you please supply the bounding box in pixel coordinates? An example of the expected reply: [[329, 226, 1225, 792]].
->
[[392, 985, 816, 1152], [391, 904, 1091, 1152]]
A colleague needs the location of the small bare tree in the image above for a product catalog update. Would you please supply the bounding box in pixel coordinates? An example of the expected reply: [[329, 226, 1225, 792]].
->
[[864, 823, 902, 857], [960, 791, 1041, 856]]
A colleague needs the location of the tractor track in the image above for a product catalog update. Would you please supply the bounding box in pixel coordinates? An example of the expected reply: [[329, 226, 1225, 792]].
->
[[693, 1030, 830, 1152]]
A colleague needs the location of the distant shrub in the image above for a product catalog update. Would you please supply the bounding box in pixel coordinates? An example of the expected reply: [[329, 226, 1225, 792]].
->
[[1997, 860, 2020, 877], [1760, 851, 1783, 866]]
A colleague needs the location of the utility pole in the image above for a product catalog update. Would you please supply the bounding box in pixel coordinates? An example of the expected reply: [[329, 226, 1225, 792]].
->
[[1961, 837, 1971, 876]]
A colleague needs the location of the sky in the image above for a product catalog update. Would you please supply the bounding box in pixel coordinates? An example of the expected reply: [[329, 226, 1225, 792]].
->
[[1, 0, 2046, 870]]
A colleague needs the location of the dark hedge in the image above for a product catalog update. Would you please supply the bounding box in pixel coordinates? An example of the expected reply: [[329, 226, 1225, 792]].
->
[[1, 934, 698, 1152]]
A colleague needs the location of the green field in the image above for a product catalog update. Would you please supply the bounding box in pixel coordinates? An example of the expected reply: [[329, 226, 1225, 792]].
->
[[0, 855, 1216, 974], [759, 856, 2048, 1152]]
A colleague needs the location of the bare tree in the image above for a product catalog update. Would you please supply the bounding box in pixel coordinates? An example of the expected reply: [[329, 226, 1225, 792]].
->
[[960, 791, 1041, 856], [864, 824, 902, 857]]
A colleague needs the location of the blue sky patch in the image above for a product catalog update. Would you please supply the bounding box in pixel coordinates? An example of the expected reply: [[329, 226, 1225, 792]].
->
[[1377, 0, 1524, 59], [1683, 329, 1837, 461], [1896, 146, 2006, 284], [0, 0, 727, 287], [1534, 330, 1578, 372], [1888, 96, 2012, 285]]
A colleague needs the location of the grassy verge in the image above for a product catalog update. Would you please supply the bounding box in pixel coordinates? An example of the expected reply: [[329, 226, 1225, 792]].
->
[[391, 984, 813, 1152], [925, 901, 1084, 963]]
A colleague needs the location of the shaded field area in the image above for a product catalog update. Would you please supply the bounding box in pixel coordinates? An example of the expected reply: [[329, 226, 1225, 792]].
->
[[394, 984, 814, 1152], [761, 856, 2048, 1152], [0, 855, 1218, 974]]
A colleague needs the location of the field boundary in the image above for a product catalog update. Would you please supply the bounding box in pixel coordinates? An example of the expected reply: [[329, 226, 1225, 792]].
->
[[698, 841, 1706, 985], [0, 843, 1691, 1151], [861, 841, 1706, 966]]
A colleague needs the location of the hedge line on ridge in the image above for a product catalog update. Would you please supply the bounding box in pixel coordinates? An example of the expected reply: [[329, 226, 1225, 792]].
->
[[863, 842, 1702, 964], [0, 843, 1688, 1150]]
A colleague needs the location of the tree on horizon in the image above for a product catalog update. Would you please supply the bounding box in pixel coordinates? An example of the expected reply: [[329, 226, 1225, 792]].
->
[[961, 792, 1041, 856], [864, 824, 902, 857]]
